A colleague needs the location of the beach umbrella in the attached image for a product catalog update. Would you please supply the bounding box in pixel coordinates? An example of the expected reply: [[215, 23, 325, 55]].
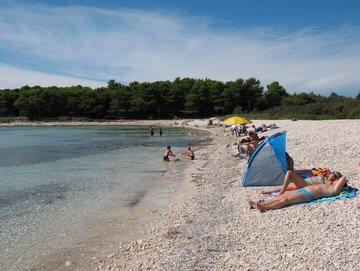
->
[[223, 116, 252, 125]]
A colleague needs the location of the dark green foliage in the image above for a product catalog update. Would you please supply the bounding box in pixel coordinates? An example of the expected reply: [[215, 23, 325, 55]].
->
[[257, 81, 288, 110], [0, 78, 359, 120]]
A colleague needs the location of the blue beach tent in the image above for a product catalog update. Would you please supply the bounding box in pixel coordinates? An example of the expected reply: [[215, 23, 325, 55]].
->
[[242, 131, 288, 187]]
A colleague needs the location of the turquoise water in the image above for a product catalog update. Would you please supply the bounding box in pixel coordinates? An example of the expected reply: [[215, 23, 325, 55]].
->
[[0, 125, 207, 270]]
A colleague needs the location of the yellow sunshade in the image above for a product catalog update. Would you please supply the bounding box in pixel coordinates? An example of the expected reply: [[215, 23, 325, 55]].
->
[[223, 116, 252, 125]]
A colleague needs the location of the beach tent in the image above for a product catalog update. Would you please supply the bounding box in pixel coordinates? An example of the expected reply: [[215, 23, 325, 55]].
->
[[242, 131, 288, 187], [224, 116, 252, 125]]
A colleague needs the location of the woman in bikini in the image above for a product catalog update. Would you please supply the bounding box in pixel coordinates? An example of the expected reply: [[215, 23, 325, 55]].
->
[[248, 175, 348, 212], [256, 170, 343, 195]]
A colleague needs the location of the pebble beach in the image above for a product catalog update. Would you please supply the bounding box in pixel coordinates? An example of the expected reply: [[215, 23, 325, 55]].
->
[[92, 119, 360, 271], [2, 119, 359, 270]]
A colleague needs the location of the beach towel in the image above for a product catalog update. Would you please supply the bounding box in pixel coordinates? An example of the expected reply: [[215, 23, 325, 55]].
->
[[311, 186, 357, 204], [269, 186, 357, 204]]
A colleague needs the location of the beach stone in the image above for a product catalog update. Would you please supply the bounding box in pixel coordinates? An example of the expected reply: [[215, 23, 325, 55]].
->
[[95, 120, 360, 271], [107, 253, 115, 258], [65, 261, 72, 267]]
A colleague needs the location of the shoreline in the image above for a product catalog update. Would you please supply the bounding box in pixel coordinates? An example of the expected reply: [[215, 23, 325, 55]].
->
[[11, 121, 213, 271], [95, 119, 360, 271], [2, 119, 359, 270], [0, 119, 192, 127]]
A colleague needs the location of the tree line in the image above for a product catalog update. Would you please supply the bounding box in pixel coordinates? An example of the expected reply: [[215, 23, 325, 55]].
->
[[0, 78, 359, 119]]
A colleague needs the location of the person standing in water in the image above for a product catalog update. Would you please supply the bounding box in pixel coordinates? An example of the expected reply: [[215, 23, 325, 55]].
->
[[159, 127, 163, 137], [163, 146, 176, 161], [150, 126, 154, 136]]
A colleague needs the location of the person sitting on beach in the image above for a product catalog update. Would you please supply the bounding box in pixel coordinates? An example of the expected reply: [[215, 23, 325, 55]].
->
[[240, 132, 265, 155], [163, 146, 176, 161], [248, 175, 348, 212], [256, 170, 343, 195], [238, 138, 256, 156], [186, 145, 195, 160]]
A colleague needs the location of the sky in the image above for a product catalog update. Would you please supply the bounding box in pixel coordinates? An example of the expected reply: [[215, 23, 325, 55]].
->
[[1, 0, 360, 97]]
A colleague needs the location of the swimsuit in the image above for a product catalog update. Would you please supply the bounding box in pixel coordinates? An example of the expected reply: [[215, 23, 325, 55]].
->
[[189, 155, 195, 160], [304, 176, 326, 186], [163, 155, 170, 161], [296, 187, 314, 202]]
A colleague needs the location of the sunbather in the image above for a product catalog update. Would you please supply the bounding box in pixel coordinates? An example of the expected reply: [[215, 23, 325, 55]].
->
[[256, 170, 343, 195], [248, 175, 348, 212]]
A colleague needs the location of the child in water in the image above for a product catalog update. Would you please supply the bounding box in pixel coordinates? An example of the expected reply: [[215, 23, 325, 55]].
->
[[186, 146, 195, 160], [163, 146, 176, 161]]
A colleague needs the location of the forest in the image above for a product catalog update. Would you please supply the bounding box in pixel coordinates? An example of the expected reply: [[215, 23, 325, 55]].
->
[[0, 78, 359, 120]]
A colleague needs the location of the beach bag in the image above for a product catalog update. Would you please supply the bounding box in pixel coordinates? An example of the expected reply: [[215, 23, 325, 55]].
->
[[312, 167, 330, 177]]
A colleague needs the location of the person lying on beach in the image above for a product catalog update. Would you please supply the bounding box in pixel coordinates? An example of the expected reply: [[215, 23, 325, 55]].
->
[[256, 170, 343, 195], [248, 175, 348, 212], [186, 146, 195, 160], [163, 146, 176, 161]]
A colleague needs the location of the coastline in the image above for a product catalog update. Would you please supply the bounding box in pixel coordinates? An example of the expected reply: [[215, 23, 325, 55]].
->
[[2, 119, 359, 270], [0, 119, 188, 127], [93, 119, 360, 271]]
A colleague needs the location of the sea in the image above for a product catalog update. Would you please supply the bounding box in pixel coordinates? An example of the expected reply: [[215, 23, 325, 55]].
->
[[0, 125, 208, 270]]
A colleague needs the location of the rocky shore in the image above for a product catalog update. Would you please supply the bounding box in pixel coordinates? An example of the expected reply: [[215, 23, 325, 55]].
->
[[90, 119, 360, 271]]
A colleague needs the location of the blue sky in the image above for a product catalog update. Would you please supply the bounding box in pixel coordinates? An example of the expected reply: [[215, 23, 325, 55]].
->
[[1, 0, 360, 96]]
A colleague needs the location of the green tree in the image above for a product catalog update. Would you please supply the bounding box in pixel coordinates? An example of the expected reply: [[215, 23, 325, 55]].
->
[[258, 81, 288, 110], [223, 79, 244, 114], [0, 91, 19, 116]]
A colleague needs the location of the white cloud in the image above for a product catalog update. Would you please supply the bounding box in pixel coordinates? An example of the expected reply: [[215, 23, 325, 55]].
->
[[0, 64, 105, 89], [0, 3, 359, 96]]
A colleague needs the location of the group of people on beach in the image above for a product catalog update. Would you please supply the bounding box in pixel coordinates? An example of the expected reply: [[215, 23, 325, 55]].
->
[[163, 145, 194, 162], [238, 124, 350, 212], [230, 123, 276, 137], [228, 122, 351, 212]]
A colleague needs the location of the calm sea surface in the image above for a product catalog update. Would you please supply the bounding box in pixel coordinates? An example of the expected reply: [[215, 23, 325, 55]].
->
[[0, 125, 207, 270]]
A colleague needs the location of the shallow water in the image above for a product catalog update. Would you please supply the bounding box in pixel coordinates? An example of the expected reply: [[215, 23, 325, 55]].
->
[[0, 125, 207, 270]]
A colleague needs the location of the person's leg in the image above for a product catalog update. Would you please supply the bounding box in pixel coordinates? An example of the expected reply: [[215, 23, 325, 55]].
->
[[279, 170, 307, 194], [250, 192, 290, 207], [256, 191, 308, 211], [256, 183, 298, 194]]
